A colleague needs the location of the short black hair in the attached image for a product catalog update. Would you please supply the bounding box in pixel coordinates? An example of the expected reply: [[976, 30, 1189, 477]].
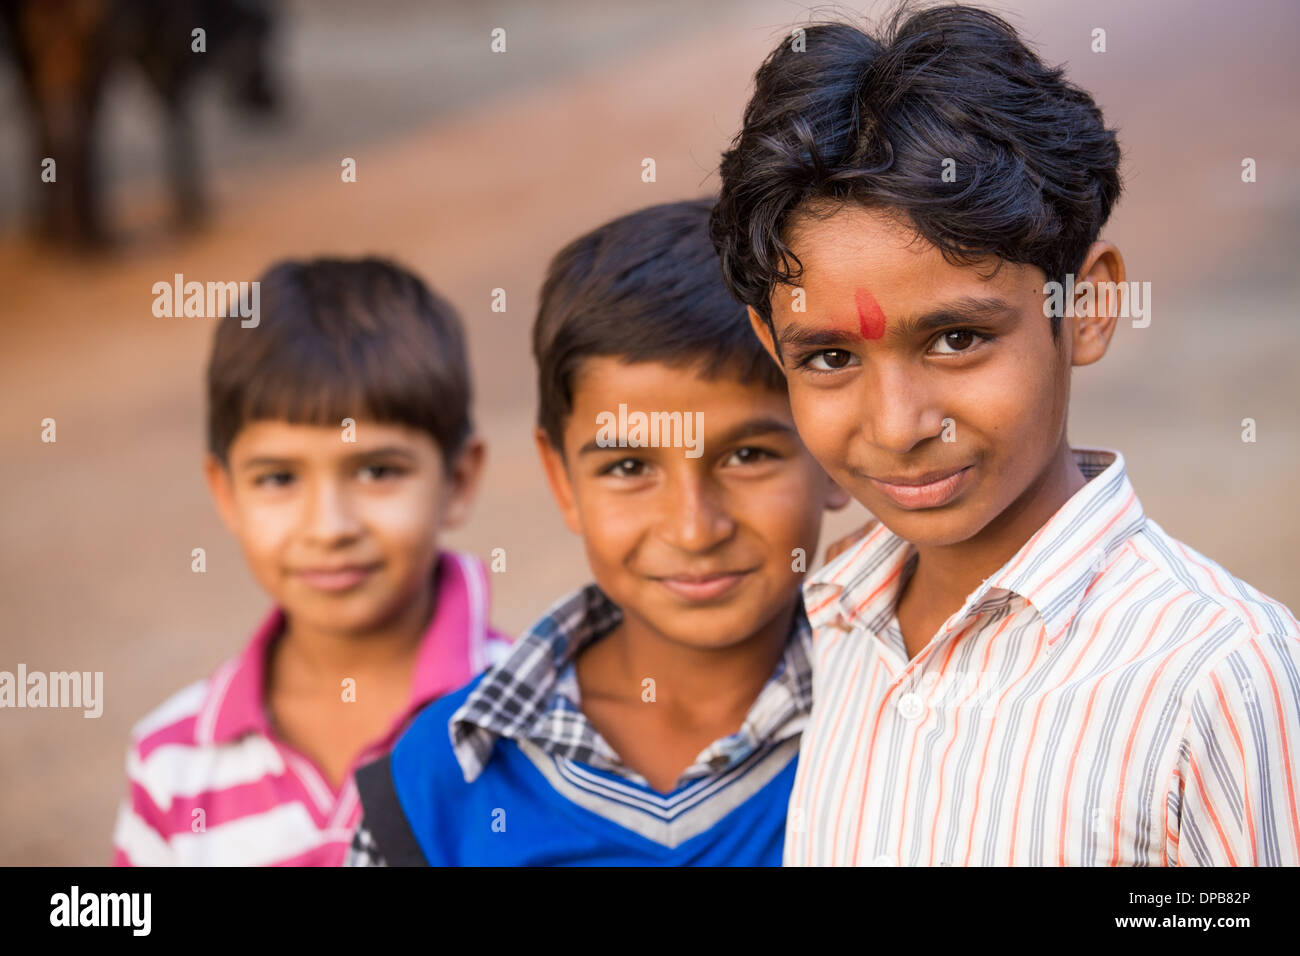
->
[[206, 257, 472, 467], [533, 198, 785, 450], [710, 2, 1122, 335]]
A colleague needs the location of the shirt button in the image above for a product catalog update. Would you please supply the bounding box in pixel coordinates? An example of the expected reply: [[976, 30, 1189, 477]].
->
[[897, 692, 924, 720], [871, 854, 896, 866]]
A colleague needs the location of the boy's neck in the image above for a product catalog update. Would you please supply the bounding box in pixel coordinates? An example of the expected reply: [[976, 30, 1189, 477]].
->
[[274, 585, 433, 686], [897, 440, 1087, 658], [584, 601, 795, 725]]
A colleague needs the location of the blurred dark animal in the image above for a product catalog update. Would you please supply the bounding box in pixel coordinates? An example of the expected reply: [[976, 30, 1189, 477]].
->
[[0, 0, 280, 246]]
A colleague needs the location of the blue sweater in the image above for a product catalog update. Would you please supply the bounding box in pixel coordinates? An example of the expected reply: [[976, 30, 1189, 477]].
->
[[359, 676, 799, 866]]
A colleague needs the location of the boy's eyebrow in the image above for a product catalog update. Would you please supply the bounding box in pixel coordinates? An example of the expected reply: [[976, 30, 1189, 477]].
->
[[240, 455, 299, 472], [238, 446, 419, 470], [346, 445, 420, 461], [777, 323, 862, 350], [710, 417, 800, 446], [890, 296, 1016, 337], [779, 296, 1015, 349], [575, 417, 797, 456]]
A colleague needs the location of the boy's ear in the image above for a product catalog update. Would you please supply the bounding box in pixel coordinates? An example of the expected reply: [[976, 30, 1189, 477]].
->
[[747, 306, 783, 369], [533, 426, 582, 535], [1069, 240, 1125, 367], [203, 453, 240, 536], [439, 434, 487, 531]]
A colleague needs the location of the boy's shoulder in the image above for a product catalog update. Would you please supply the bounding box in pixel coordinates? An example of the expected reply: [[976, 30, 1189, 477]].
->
[[120, 638, 285, 835], [392, 671, 485, 771], [125, 676, 216, 758], [126, 607, 283, 759], [116, 650, 283, 861], [1124, 520, 1300, 713], [1128, 517, 1300, 643]]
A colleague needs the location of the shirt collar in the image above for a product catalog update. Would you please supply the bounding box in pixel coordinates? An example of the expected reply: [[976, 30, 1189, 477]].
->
[[805, 448, 1145, 647], [196, 550, 497, 746], [450, 584, 814, 785], [448, 584, 622, 783]]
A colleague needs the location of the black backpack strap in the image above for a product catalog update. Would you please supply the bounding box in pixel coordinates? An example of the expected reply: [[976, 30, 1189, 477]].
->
[[352, 754, 429, 867]]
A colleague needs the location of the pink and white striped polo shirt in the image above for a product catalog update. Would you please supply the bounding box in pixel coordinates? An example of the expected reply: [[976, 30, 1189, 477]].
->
[[111, 550, 511, 866], [785, 448, 1300, 866]]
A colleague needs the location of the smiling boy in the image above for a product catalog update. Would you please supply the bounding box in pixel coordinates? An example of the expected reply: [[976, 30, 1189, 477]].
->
[[111, 258, 510, 866], [346, 199, 848, 865], [711, 5, 1300, 865]]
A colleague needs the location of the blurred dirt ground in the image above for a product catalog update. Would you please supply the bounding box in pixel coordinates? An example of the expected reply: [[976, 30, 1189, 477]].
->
[[1, 0, 1297, 864]]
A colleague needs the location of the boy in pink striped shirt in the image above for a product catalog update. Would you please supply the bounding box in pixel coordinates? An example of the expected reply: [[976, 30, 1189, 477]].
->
[[112, 258, 510, 866]]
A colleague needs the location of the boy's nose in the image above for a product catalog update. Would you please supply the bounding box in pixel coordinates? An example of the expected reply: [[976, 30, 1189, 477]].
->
[[864, 366, 947, 454], [301, 479, 363, 543], [655, 474, 735, 552]]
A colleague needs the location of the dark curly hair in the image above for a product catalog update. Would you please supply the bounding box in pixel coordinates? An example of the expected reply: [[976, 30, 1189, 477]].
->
[[710, 2, 1123, 337]]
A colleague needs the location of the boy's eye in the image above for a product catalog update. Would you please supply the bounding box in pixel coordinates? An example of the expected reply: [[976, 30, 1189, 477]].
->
[[601, 457, 647, 478], [724, 446, 776, 467], [930, 329, 985, 355], [358, 463, 404, 482], [802, 349, 859, 372], [254, 471, 294, 488]]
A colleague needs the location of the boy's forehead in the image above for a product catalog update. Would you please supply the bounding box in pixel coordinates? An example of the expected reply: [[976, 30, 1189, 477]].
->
[[229, 418, 436, 458], [573, 354, 782, 394], [775, 206, 1039, 325], [785, 206, 960, 296], [567, 356, 792, 425]]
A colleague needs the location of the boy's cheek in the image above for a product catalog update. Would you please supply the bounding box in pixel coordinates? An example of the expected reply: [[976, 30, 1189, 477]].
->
[[966, 380, 1059, 463], [235, 538, 292, 601], [579, 516, 640, 573], [358, 493, 441, 542], [731, 496, 825, 575], [228, 501, 298, 561], [787, 392, 859, 472]]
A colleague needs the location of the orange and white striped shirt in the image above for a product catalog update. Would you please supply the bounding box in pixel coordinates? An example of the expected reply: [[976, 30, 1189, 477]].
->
[[786, 448, 1300, 866]]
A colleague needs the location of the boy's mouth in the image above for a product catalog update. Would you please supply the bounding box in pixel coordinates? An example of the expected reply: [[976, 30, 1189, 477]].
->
[[292, 562, 382, 593], [865, 465, 973, 510], [652, 569, 754, 603]]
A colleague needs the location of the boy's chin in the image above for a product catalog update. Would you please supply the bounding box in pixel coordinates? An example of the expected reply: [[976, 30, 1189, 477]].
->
[[638, 606, 789, 652], [871, 506, 992, 550], [278, 592, 408, 638]]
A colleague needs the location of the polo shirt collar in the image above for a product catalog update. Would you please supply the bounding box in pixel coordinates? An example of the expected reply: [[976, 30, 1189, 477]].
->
[[805, 448, 1146, 647], [196, 550, 494, 746]]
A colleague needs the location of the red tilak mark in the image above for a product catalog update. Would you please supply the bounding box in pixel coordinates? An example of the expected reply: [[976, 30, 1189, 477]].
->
[[855, 288, 886, 340]]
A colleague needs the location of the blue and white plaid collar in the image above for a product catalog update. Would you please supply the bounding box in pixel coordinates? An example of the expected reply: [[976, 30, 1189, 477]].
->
[[449, 583, 813, 788]]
